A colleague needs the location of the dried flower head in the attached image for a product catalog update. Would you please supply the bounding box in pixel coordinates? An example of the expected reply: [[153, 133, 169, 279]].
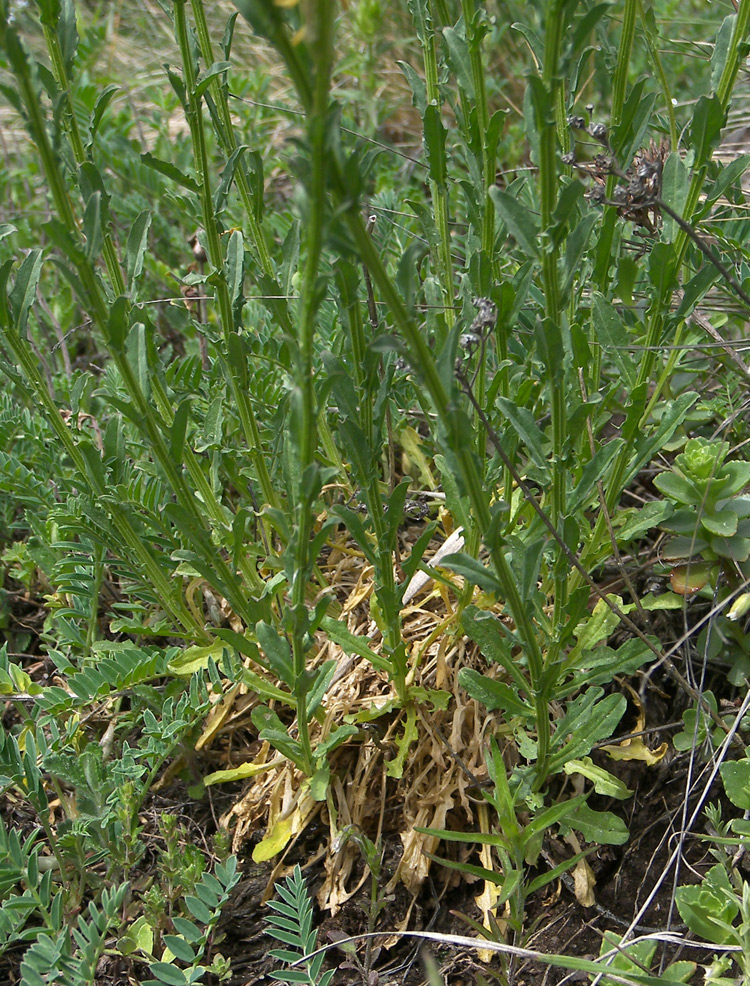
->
[[631, 138, 668, 198], [589, 122, 609, 144], [188, 231, 207, 264], [470, 297, 497, 335], [580, 135, 670, 235]]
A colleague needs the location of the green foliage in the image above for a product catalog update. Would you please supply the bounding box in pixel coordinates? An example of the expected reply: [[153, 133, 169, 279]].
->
[[671, 776, 750, 984], [2, 0, 750, 979], [142, 857, 240, 986], [267, 864, 334, 986], [595, 932, 695, 986], [655, 437, 750, 567]]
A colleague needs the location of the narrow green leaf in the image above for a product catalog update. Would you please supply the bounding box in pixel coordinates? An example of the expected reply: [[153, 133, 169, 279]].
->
[[256, 622, 294, 688], [415, 826, 509, 847], [567, 804, 629, 845], [461, 606, 527, 691], [625, 392, 699, 485], [660, 152, 688, 242], [90, 83, 119, 143], [126, 211, 152, 292], [396, 60, 427, 117], [549, 691, 626, 766], [442, 26, 474, 100], [490, 186, 539, 258], [457, 668, 532, 716], [225, 229, 244, 326], [9, 249, 43, 334], [690, 94, 725, 166], [496, 396, 547, 469], [318, 617, 391, 672], [563, 757, 633, 799], [214, 144, 248, 215], [58, 0, 78, 73], [194, 60, 232, 99], [526, 848, 592, 895], [591, 293, 636, 389], [169, 398, 191, 463], [711, 15, 735, 93], [525, 794, 587, 840], [568, 440, 623, 513], [423, 104, 447, 186], [140, 152, 200, 192], [309, 761, 329, 801], [107, 295, 130, 351], [439, 552, 502, 595], [511, 21, 544, 66]]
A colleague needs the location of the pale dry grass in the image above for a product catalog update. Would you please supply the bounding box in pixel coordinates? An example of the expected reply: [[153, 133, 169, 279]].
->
[[186, 524, 516, 914]]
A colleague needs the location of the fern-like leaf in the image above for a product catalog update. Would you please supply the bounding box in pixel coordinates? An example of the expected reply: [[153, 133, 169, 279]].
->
[[267, 865, 334, 986]]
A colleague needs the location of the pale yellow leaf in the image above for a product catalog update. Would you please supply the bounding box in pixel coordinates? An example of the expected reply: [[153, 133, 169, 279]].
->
[[573, 858, 596, 908]]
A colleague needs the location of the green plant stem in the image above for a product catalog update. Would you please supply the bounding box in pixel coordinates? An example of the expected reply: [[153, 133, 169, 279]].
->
[[40, 20, 126, 298], [612, 0, 637, 135], [459, 0, 494, 262], [636, 0, 678, 149], [341, 267, 406, 698], [286, 0, 337, 776], [417, 0, 455, 324], [188, 0, 293, 328], [540, 0, 567, 624], [456, 0, 492, 599], [593, 0, 636, 292], [344, 213, 550, 782], [578, 0, 750, 583], [173, 0, 280, 514], [717, 0, 750, 106]]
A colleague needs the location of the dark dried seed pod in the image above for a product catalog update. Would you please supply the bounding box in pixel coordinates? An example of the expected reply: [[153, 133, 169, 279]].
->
[[561, 151, 577, 166], [627, 176, 643, 195], [188, 231, 207, 264], [612, 186, 629, 204], [460, 332, 481, 351], [567, 115, 586, 130], [469, 298, 497, 335], [589, 122, 608, 142]]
